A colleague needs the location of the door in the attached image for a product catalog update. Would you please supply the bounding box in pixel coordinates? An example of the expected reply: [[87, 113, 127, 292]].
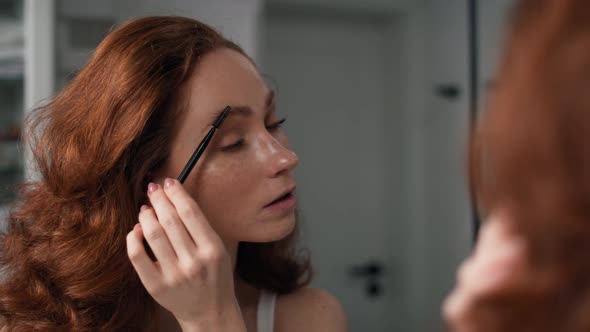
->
[[262, 8, 409, 331]]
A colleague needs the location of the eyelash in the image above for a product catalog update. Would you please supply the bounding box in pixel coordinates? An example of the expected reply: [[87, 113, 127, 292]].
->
[[267, 118, 287, 131], [221, 118, 287, 152]]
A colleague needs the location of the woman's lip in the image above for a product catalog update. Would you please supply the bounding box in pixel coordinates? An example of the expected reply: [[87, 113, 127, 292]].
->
[[264, 186, 297, 207], [264, 192, 297, 212]]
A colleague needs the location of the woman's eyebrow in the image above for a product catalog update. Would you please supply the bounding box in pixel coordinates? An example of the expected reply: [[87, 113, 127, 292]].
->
[[207, 106, 252, 126], [204, 90, 276, 132]]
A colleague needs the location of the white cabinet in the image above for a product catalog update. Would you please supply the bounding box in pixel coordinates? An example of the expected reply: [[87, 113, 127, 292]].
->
[[0, 0, 24, 204]]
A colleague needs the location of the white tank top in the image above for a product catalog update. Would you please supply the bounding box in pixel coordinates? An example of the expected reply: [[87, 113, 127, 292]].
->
[[257, 290, 276, 332]]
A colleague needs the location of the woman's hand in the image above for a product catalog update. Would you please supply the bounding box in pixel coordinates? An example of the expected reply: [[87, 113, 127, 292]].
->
[[443, 213, 526, 332], [126, 178, 245, 332]]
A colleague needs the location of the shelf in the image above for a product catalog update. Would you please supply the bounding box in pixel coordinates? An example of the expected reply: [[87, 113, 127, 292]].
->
[[0, 142, 20, 148], [0, 163, 22, 174], [0, 0, 22, 21], [0, 3, 26, 209], [0, 205, 9, 229], [0, 127, 21, 143], [0, 133, 21, 142], [0, 46, 23, 80], [0, 170, 22, 206], [0, 46, 22, 59], [0, 196, 17, 208], [0, 71, 22, 81]]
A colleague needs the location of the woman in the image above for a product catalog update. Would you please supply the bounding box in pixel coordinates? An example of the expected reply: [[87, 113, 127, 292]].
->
[[0, 17, 347, 331], [444, 0, 590, 331]]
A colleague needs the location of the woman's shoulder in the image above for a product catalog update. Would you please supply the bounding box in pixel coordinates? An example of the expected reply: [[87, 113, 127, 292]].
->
[[274, 287, 348, 332]]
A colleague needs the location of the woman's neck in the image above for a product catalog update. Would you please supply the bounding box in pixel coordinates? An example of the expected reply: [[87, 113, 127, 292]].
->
[[225, 240, 259, 308]]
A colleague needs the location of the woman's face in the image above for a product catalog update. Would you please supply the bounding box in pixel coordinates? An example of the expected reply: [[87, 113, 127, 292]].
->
[[158, 48, 299, 243]]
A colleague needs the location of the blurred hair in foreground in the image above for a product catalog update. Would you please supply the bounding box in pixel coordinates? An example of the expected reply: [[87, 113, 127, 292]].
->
[[467, 0, 590, 331]]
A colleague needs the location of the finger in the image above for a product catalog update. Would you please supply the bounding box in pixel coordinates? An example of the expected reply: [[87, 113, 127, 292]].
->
[[473, 220, 525, 274], [162, 178, 221, 249], [477, 211, 523, 256], [146, 183, 197, 264], [459, 244, 522, 296], [127, 224, 162, 291], [139, 201, 178, 272], [474, 221, 498, 256], [443, 287, 473, 332], [466, 259, 514, 294]]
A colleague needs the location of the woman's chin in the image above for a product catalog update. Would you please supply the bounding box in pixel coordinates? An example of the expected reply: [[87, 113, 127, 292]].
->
[[245, 214, 297, 243]]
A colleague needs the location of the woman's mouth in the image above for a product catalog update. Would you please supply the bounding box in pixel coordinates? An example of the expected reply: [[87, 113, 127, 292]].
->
[[264, 189, 297, 212]]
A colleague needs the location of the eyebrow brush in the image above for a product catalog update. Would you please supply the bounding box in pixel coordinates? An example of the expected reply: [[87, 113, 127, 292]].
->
[[177, 105, 232, 183]]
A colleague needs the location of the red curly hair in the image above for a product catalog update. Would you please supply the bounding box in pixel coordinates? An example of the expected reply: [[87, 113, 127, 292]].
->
[[0, 16, 311, 331], [468, 0, 590, 331]]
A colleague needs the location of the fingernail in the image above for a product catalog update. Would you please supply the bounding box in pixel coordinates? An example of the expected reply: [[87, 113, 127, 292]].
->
[[164, 178, 175, 189], [140, 204, 149, 211], [148, 182, 159, 194]]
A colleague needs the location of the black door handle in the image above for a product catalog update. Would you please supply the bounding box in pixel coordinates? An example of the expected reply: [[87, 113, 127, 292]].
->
[[349, 260, 385, 298], [349, 261, 385, 278], [435, 83, 461, 100]]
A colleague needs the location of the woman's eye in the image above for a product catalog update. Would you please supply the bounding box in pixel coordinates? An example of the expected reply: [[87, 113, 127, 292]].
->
[[221, 118, 286, 152], [221, 139, 244, 152], [266, 118, 287, 131]]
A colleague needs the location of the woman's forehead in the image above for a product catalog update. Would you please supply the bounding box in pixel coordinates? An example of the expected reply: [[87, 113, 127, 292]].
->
[[184, 49, 268, 112], [176, 50, 271, 136]]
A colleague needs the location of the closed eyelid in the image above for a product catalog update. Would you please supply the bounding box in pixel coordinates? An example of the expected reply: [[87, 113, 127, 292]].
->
[[218, 106, 278, 132], [205, 90, 277, 135]]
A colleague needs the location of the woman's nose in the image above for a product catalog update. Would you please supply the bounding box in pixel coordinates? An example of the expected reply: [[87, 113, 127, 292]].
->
[[272, 148, 299, 177], [260, 137, 299, 177]]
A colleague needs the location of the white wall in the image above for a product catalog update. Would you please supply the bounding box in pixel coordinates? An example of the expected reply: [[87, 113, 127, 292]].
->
[[268, 0, 410, 12], [417, 0, 516, 330], [115, 0, 262, 61], [24, 0, 55, 182], [396, 2, 432, 330], [419, 0, 472, 329], [260, 0, 478, 330], [56, 0, 262, 70], [261, 0, 480, 330]]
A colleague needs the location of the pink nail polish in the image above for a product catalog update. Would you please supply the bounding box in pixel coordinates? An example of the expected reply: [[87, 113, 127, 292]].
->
[[164, 178, 175, 189], [140, 204, 149, 211], [148, 183, 158, 194]]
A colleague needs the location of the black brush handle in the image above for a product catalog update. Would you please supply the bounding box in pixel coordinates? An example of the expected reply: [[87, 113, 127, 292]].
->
[[177, 128, 215, 184]]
